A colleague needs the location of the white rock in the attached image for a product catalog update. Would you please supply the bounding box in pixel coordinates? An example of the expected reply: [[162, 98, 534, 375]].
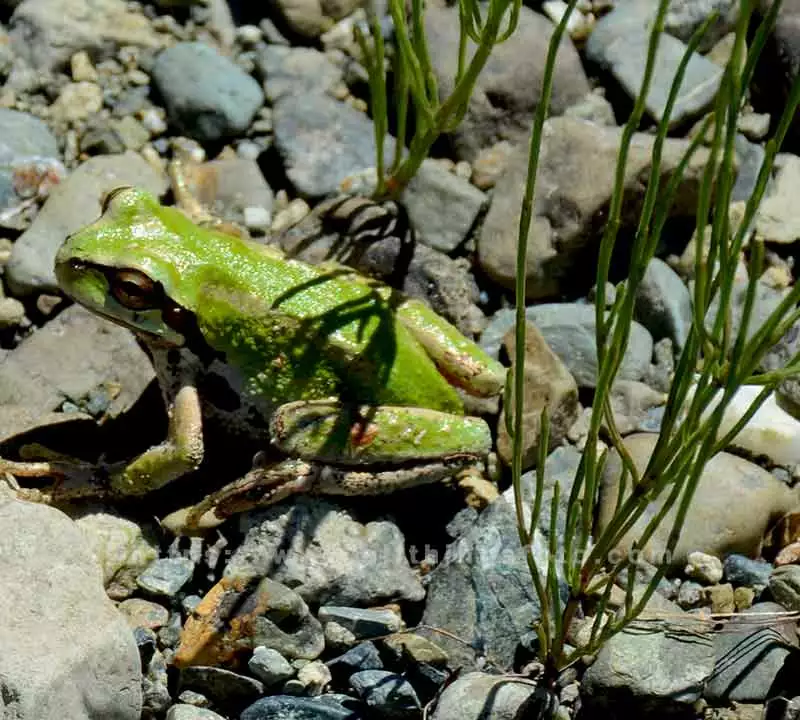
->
[[685, 551, 724, 584], [0, 496, 141, 719]]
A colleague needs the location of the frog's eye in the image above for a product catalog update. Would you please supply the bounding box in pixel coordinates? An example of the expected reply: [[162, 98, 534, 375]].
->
[[110, 269, 160, 310], [100, 186, 134, 213]]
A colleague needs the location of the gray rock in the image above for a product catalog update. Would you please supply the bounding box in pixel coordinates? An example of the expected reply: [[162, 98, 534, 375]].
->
[[478, 117, 710, 300], [704, 602, 799, 703], [608, 380, 667, 435], [0, 108, 63, 230], [241, 696, 361, 719], [7, 150, 168, 295], [226, 497, 424, 606], [597, 433, 800, 567], [429, 672, 546, 720], [166, 706, 226, 720], [496, 322, 579, 470], [178, 667, 264, 715], [318, 606, 402, 638], [677, 580, 706, 609], [272, 92, 393, 199], [137, 557, 195, 598], [248, 646, 294, 686], [9, 0, 164, 72], [425, 4, 590, 161], [327, 642, 384, 680], [402, 160, 487, 253], [586, 4, 723, 127], [0, 304, 154, 443], [349, 670, 420, 719], [634, 257, 694, 350], [152, 42, 264, 143], [118, 598, 170, 631], [421, 496, 551, 669], [770, 565, 800, 611], [723, 554, 772, 589], [564, 90, 617, 127], [256, 45, 343, 104], [582, 617, 714, 715], [732, 134, 766, 203], [0, 496, 141, 719], [267, 0, 361, 39], [527, 303, 654, 388], [74, 509, 159, 601]]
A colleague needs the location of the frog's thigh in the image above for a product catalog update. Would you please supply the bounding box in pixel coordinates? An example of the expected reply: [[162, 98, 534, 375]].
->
[[110, 384, 205, 496], [271, 400, 492, 464]]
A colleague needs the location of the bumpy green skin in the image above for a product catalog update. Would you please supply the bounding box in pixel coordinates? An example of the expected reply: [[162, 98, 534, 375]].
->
[[55, 188, 505, 467]]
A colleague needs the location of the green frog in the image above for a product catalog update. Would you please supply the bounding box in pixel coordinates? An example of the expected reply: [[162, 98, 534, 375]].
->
[[4, 164, 506, 532]]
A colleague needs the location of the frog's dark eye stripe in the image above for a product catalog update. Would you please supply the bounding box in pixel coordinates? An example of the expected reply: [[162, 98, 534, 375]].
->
[[110, 269, 160, 310], [100, 186, 134, 213]]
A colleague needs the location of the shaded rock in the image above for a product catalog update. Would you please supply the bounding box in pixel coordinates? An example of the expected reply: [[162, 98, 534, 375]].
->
[[174, 575, 324, 668], [425, 4, 589, 161], [478, 117, 710, 300], [597, 433, 799, 567], [142, 647, 171, 716], [421, 496, 550, 669], [723, 554, 772, 589], [178, 666, 264, 716], [429, 672, 545, 720], [75, 509, 159, 600], [269, 0, 362, 39], [7, 150, 168, 295], [634, 257, 694, 350], [582, 619, 714, 716], [248, 646, 295, 686], [770, 565, 800, 611], [497, 322, 579, 470], [318, 606, 402, 638], [0, 496, 141, 719], [9, 0, 164, 72], [225, 497, 424, 606], [349, 670, 420, 719], [152, 41, 264, 143], [704, 601, 799, 703]]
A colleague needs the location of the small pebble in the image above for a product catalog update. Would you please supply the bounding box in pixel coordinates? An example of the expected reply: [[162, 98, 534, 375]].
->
[[685, 551, 724, 584], [118, 598, 170, 630], [243, 206, 272, 233], [271, 199, 309, 233], [705, 583, 735, 614], [248, 646, 294, 686], [177, 690, 210, 707], [137, 557, 194, 598], [295, 660, 332, 696], [723, 555, 772, 588], [70, 51, 98, 82], [0, 298, 25, 328], [734, 586, 755, 611], [677, 580, 706, 609], [350, 670, 421, 716], [237, 25, 263, 45]]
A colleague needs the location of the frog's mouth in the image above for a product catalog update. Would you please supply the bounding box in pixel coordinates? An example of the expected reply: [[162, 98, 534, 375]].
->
[[55, 258, 186, 346]]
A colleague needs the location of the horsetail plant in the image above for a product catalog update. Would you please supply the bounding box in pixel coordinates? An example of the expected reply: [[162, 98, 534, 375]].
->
[[355, 0, 522, 199], [509, 0, 800, 686]]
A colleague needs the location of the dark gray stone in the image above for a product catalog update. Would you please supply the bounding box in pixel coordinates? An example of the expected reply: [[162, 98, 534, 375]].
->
[[723, 554, 772, 589], [318, 607, 402, 639], [179, 666, 264, 715], [704, 602, 800, 703], [248, 646, 294, 687], [241, 695, 363, 719], [349, 670, 421, 719], [327, 642, 384, 682], [152, 41, 264, 142]]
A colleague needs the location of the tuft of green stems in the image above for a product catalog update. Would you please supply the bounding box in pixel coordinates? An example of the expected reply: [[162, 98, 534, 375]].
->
[[356, 0, 521, 199], [510, 0, 800, 680]]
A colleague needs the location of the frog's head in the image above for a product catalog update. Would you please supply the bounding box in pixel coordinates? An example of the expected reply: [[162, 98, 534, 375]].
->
[[55, 186, 200, 346]]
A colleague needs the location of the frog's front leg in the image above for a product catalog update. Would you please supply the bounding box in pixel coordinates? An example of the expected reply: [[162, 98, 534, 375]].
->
[[109, 383, 205, 496]]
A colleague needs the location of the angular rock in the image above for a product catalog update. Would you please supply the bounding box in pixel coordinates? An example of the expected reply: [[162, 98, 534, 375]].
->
[[241, 696, 361, 719], [497, 322, 579, 470], [349, 670, 420, 718], [425, 4, 590, 161], [225, 497, 424, 606], [478, 117, 710, 300], [421, 496, 550, 669], [178, 666, 264, 716], [597, 433, 800, 567], [7, 150, 168, 295], [634, 257, 694, 350], [317, 606, 402, 639], [0, 496, 141, 719], [137, 557, 195, 598], [248, 646, 295, 687]]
